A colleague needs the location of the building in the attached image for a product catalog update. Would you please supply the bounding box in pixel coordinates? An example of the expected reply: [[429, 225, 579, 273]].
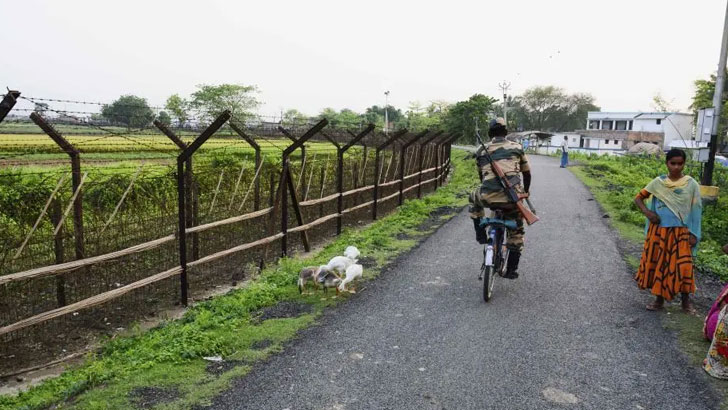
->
[[582, 111, 693, 150]]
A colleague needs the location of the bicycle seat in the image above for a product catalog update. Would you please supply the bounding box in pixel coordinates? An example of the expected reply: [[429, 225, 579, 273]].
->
[[479, 217, 518, 230]]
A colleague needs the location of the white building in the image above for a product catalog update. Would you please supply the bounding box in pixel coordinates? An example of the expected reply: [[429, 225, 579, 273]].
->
[[548, 132, 582, 148], [585, 111, 693, 148]]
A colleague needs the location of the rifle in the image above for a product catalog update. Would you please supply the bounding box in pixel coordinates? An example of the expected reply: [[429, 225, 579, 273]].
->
[[475, 131, 539, 226]]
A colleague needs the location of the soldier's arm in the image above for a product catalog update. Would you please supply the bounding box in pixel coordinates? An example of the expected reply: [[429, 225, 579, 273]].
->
[[520, 152, 532, 193]]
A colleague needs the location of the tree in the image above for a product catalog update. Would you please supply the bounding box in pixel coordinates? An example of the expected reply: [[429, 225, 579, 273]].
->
[[282, 109, 309, 127], [101, 95, 155, 129], [513, 86, 598, 132], [553, 93, 600, 131], [363, 105, 403, 130], [157, 111, 171, 126], [518, 86, 567, 131], [317, 108, 364, 129], [405, 101, 445, 131], [652, 93, 675, 113], [690, 73, 728, 141], [190, 84, 261, 123], [165, 94, 190, 127], [442, 94, 498, 143]]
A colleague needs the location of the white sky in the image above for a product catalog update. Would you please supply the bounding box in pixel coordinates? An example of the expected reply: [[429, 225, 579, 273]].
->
[[2, 0, 727, 118]]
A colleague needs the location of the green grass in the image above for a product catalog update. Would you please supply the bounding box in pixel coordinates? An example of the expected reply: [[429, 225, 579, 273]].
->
[[568, 152, 728, 279], [0, 149, 478, 410], [568, 152, 728, 404]]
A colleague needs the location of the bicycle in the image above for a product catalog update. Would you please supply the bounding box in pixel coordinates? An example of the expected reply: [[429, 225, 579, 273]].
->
[[478, 209, 518, 302]]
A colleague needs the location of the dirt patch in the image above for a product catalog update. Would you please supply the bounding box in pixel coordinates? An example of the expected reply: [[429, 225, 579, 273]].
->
[[429, 206, 459, 219], [129, 386, 180, 409], [205, 360, 246, 376], [251, 339, 273, 350], [396, 232, 413, 240], [415, 206, 460, 233], [253, 301, 313, 323], [358, 256, 377, 269]]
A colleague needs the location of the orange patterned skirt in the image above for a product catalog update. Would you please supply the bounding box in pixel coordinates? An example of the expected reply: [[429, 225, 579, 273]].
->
[[635, 223, 695, 300]]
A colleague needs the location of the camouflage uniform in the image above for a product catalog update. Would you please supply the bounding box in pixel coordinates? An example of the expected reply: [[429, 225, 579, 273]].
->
[[469, 137, 531, 251]]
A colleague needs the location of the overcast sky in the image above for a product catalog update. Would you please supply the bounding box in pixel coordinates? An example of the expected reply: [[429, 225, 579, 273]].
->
[[3, 0, 727, 118]]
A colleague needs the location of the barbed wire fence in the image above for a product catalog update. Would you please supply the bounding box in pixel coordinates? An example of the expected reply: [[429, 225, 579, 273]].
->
[[0, 90, 456, 376]]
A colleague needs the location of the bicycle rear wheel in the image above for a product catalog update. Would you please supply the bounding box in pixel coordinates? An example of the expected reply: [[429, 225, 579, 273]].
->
[[482, 265, 496, 302]]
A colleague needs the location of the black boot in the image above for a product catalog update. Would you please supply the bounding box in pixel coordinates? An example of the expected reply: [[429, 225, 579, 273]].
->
[[503, 250, 521, 279], [473, 218, 487, 244]]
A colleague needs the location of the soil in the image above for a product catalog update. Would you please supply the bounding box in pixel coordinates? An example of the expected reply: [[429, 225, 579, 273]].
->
[[357, 256, 377, 269], [128, 386, 180, 409], [253, 301, 313, 323]]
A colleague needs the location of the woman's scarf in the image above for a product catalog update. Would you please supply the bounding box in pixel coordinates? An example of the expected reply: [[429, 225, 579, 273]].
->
[[644, 175, 702, 242]]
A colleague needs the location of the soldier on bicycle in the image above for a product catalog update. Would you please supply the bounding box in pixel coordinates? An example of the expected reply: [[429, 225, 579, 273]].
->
[[469, 118, 531, 279]]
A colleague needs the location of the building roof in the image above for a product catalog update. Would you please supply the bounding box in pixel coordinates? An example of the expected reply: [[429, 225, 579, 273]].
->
[[508, 131, 553, 139], [587, 111, 692, 120]]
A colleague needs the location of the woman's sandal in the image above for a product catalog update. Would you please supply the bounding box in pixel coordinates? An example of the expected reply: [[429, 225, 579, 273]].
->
[[646, 301, 665, 311]]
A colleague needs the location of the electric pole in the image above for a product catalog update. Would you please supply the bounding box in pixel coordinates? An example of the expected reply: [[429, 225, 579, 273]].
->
[[498, 81, 511, 127], [384, 90, 390, 135], [703, 1, 728, 186]]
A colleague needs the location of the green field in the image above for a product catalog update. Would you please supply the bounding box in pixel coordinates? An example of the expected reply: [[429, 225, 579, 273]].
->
[[0, 131, 338, 169]]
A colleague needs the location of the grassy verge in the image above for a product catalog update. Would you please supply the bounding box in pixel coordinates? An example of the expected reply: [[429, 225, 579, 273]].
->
[[0, 150, 478, 410], [567, 153, 728, 404], [567, 153, 728, 279]]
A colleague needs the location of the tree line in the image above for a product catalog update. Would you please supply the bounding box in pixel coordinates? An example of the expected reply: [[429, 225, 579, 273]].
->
[[97, 84, 603, 144]]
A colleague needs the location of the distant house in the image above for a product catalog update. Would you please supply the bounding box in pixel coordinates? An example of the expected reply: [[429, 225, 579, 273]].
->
[[549, 132, 584, 149], [581, 111, 693, 150]]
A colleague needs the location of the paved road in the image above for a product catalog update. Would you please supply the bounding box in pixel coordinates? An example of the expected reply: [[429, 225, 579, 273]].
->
[[209, 155, 718, 410]]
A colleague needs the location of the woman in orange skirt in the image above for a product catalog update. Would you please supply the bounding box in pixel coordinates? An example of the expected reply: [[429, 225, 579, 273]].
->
[[634, 149, 702, 313]]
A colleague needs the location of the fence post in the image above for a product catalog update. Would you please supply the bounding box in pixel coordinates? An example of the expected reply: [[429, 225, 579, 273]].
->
[[434, 134, 451, 188], [373, 129, 406, 220], [335, 124, 375, 234], [48, 199, 66, 306], [280, 127, 306, 193], [0, 90, 21, 123], [30, 113, 85, 265], [229, 121, 262, 211], [444, 134, 459, 178], [176, 111, 231, 306], [279, 119, 329, 255], [417, 131, 443, 198], [399, 130, 428, 206], [155, 120, 200, 261]]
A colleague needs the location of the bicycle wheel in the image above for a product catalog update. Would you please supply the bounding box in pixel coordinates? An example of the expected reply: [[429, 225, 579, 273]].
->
[[482, 265, 496, 302]]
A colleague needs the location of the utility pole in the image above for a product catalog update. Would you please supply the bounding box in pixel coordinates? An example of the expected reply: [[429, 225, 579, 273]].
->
[[703, 1, 728, 186], [384, 90, 390, 135], [498, 81, 511, 126]]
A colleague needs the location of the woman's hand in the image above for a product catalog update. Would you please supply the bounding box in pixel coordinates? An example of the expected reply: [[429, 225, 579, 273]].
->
[[645, 210, 660, 225], [722, 243, 728, 254], [689, 234, 698, 246]]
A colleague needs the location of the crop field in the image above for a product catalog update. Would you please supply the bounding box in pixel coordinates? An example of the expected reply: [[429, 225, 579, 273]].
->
[[0, 132, 337, 168], [0, 119, 451, 376]]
